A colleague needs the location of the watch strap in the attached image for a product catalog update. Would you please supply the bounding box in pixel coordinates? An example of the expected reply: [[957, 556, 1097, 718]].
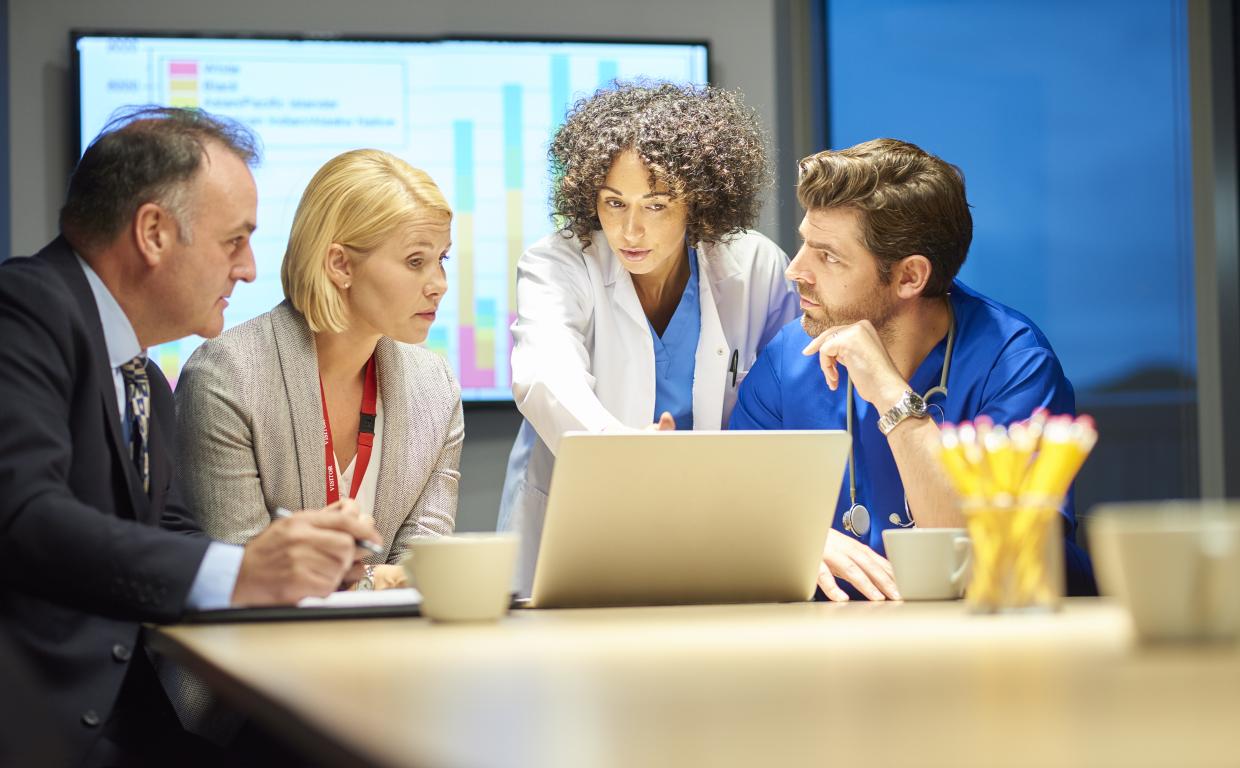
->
[[877, 390, 928, 436], [357, 564, 376, 591]]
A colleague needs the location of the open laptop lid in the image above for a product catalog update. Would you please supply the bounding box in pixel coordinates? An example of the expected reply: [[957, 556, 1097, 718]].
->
[[528, 430, 850, 609]]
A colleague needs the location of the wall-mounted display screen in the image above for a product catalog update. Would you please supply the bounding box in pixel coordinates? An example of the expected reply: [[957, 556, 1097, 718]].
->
[[74, 33, 709, 399]]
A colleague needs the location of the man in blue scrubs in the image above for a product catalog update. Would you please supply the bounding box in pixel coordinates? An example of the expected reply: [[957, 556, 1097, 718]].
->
[[730, 139, 1096, 600]]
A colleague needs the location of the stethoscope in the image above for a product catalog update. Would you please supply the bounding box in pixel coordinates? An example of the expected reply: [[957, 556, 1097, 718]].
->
[[841, 304, 955, 539]]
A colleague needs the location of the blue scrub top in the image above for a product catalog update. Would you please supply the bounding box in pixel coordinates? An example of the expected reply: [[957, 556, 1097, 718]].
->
[[729, 280, 1096, 596], [648, 248, 700, 429]]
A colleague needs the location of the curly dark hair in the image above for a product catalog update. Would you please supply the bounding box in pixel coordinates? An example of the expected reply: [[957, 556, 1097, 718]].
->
[[549, 81, 771, 247]]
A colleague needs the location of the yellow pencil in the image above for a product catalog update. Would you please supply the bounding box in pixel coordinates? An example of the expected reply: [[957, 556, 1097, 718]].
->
[[938, 424, 984, 498]]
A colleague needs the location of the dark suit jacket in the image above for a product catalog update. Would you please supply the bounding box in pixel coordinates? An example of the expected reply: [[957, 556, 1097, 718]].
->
[[0, 237, 210, 764], [0, 624, 65, 768]]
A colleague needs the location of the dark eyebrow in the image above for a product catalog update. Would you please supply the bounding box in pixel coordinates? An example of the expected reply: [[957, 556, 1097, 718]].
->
[[797, 228, 831, 251], [798, 231, 845, 259], [598, 185, 673, 199]]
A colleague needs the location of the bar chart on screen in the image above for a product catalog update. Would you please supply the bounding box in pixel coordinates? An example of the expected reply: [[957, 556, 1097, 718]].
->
[[76, 35, 708, 398]]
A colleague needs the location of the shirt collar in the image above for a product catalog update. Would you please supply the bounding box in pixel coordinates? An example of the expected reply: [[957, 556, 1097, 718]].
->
[[75, 253, 144, 370]]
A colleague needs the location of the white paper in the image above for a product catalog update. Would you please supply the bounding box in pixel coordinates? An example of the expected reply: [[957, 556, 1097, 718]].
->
[[297, 587, 423, 608]]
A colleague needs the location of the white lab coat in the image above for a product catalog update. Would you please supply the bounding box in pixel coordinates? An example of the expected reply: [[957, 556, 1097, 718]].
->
[[498, 229, 799, 595]]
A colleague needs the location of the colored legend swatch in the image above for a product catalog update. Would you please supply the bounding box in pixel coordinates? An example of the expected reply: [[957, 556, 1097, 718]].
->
[[168, 61, 199, 107]]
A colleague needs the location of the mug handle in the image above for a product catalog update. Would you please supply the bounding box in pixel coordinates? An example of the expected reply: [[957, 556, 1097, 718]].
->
[[950, 535, 973, 596]]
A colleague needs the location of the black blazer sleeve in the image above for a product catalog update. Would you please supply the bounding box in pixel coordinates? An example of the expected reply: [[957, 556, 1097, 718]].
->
[[0, 257, 209, 623]]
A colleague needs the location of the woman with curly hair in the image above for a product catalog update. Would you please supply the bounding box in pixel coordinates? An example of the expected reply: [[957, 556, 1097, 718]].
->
[[499, 82, 798, 594]]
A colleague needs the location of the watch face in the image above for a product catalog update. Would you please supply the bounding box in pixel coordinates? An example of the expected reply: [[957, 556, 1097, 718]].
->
[[907, 392, 928, 418]]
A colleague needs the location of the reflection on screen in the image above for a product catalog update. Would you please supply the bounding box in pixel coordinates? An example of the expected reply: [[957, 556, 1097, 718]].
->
[[76, 35, 709, 400]]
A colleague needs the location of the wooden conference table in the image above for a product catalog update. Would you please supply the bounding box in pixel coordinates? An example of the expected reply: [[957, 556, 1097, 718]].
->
[[150, 599, 1240, 768]]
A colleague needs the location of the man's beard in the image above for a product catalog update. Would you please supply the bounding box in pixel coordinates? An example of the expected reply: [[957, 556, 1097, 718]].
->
[[799, 285, 896, 339]]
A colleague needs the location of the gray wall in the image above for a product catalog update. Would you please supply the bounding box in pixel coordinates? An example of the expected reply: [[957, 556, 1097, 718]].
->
[[7, 0, 787, 531]]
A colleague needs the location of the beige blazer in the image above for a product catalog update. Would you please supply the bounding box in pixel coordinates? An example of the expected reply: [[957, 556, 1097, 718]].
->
[[174, 300, 463, 562]]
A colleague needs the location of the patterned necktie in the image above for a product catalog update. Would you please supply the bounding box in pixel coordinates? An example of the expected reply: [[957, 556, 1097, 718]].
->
[[119, 356, 150, 494]]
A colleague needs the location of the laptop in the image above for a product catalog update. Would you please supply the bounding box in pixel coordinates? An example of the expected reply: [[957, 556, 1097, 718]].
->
[[527, 430, 851, 609]]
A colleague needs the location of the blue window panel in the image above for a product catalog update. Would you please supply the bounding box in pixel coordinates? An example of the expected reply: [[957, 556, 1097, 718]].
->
[[826, 0, 1194, 395]]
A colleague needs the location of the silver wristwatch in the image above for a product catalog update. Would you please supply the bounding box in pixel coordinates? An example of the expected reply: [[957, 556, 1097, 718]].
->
[[357, 564, 376, 591], [877, 389, 929, 436]]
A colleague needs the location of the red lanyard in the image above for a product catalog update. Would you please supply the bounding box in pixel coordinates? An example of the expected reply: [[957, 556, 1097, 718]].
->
[[321, 354, 378, 503]]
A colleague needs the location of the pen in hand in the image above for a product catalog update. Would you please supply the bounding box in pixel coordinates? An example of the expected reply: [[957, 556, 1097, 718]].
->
[[274, 506, 384, 556]]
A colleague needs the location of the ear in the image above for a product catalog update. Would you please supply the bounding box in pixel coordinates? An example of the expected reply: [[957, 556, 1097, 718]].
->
[[893, 254, 932, 299], [132, 202, 178, 268], [325, 244, 353, 289]]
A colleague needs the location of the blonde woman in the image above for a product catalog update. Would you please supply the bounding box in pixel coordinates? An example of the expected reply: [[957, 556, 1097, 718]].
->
[[175, 149, 462, 591]]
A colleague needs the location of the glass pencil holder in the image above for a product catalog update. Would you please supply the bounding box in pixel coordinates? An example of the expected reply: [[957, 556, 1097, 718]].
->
[[963, 497, 1064, 613]]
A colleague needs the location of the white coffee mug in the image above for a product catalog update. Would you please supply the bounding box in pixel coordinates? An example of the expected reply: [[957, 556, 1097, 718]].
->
[[882, 528, 972, 601], [403, 533, 519, 622], [1089, 501, 1240, 643]]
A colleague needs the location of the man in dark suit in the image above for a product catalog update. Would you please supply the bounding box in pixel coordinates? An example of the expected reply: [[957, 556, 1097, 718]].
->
[[0, 107, 382, 766]]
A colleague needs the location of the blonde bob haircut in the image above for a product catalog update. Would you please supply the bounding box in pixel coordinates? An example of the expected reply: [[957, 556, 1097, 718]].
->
[[281, 148, 452, 333]]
